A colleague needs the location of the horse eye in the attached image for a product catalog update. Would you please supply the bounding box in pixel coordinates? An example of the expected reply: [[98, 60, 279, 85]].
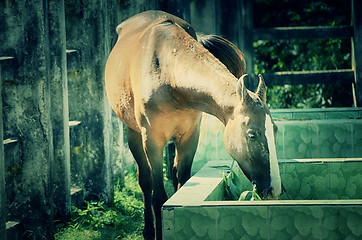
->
[[247, 130, 257, 140]]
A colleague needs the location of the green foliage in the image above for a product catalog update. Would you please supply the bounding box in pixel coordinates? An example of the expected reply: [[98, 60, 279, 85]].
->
[[213, 163, 262, 201], [222, 170, 241, 200], [254, 0, 350, 28], [239, 185, 262, 201], [211, 164, 240, 200], [254, 39, 351, 73], [265, 84, 329, 109], [70, 201, 118, 230], [253, 0, 353, 108], [55, 173, 144, 240], [54, 228, 101, 240]]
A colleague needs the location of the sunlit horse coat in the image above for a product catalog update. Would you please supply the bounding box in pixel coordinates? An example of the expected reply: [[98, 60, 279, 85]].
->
[[105, 10, 281, 240]]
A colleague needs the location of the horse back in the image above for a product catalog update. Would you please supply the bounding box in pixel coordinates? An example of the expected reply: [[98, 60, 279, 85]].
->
[[115, 10, 197, 44], [105, 11, 198, 131], [105, 10, 246, 133]]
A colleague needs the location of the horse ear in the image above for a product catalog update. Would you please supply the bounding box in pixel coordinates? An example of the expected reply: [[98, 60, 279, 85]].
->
[[256, 74, 267, 103], [237, 74, 252, 104]]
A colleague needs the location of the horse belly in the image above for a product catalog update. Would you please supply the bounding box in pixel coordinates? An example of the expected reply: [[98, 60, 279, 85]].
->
[[147, 109, 202, 145]]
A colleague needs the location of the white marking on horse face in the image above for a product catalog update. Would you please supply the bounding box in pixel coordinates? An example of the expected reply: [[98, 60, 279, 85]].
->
[[265, 114, 281, 198]]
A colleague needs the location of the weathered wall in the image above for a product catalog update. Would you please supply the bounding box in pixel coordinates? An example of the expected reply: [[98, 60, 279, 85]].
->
[[0, 58, 7, 240], [0, 0, 55, 238], [0, 0, 71, 238], [65, 0, 115, 202], [190, 0, 216, 34]]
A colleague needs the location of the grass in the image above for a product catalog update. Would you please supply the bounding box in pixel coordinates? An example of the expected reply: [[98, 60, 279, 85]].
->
[[55, 172, 145, 240], [55, 168, 175, 240], [212, 163, 262, 201]]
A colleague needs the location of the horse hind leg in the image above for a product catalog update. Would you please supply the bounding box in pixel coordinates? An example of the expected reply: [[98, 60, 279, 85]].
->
[[142, 134, 168, 240], [126, 127, 155, 239]]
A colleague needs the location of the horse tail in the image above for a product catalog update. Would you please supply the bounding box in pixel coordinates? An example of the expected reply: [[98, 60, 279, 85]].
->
[[197, 34, 246, 78]]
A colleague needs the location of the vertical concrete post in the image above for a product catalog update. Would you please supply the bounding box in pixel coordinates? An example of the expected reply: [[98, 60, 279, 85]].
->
[[238, 0, 255, 89], [352, 0, 362, 106], [190, 0, 216, 34], [46, 0, 71, 220], [158, 0, 191, 22], [66, 0, 113, 202], [0, 1, 55, 238], [0, 58, 7, 240], [116, 0, 158, 23], [215, 0, 255, 89]]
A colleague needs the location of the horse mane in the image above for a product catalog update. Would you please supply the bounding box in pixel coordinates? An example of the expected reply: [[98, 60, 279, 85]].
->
[[197, 34, 246, 78]]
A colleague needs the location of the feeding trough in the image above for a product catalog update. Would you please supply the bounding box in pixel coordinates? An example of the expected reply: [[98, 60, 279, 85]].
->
[[163, 159, 362, 239], [163, 108, 362, 239]]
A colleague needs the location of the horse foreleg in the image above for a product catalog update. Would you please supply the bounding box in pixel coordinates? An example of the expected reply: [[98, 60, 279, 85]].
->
[[173, 123, 201, 190], [143, 135, 168, 240], [127, 127, 155, 239]]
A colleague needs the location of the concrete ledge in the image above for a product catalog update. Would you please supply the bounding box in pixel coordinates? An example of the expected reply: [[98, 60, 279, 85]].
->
[[271, 107, 362, 120], [66, 49, 80, 72], [6, 221, 21, 240], [0, 57, 16, 83], [165, 160, 233, 207], [71, 188, 84, 208]]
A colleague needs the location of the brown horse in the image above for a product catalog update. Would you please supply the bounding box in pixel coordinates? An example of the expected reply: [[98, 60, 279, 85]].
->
[[105, 10, 281, 240]]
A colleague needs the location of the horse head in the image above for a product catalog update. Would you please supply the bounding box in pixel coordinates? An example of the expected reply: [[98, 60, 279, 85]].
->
[[224, 74, 281, 199]]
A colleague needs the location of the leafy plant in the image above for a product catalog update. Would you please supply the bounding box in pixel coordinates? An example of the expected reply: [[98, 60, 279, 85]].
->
[[253, 0, 353, 109], [213, 163, 262, 201], [221, 170, 241, 200], [239, 185, 262, 201], [55, 173, 144, 240]]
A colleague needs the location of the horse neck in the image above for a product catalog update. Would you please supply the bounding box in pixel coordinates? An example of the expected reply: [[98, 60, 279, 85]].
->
[[171, 46, 238, 125]]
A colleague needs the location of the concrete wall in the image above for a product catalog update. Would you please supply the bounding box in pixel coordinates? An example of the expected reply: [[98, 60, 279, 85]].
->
[[0, 0, 169, 238], [65, 0, 114, 203], [0, 0, 67, 238], [0, 57, 7, 240]]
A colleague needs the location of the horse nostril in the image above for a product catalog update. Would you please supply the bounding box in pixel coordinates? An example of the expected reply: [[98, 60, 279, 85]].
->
[[260, 186, 273, 199], [259, 188, 268, 199], [252, 183, 272, 199]]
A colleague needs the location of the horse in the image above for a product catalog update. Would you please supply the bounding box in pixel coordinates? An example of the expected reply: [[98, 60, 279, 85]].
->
[[105, 10, 281, 240]]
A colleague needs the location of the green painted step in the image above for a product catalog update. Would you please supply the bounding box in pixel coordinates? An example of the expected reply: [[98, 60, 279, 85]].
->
[[271, 107, 362, 120]]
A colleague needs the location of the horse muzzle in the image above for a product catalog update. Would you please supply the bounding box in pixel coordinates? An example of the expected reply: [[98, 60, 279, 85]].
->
[[257, 183, 283, 200], [253, 182, 281, 200]]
